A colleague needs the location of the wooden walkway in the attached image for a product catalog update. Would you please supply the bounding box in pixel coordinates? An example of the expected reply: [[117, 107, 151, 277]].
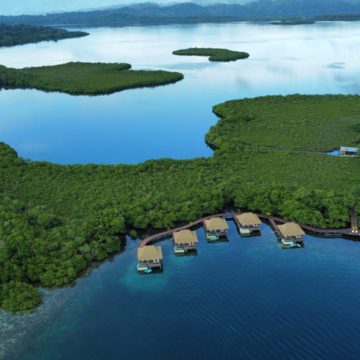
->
[[139, 210, 360, 248], [351, 208, 359, 230], [139, 212, 233, 247]]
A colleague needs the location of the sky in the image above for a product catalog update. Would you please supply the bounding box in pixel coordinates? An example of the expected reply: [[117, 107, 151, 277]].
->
[[0, 0, 251, 16]]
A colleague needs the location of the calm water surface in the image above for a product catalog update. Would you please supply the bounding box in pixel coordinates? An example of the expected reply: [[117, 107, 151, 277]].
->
[[2, 22, 360, 359], [2, 223, 360, 359], [1, 22, 360, 163]]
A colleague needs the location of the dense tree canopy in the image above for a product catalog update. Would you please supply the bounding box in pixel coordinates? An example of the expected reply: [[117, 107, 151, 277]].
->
[[0, 24, 88, 47], [209, 95, 360, 150], [1, 94, 360, 311], [0, 62, 184, 95], [173, 48, 250, 62]]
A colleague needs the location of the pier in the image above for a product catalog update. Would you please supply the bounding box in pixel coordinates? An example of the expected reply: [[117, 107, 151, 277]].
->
[[139, 213, 234, 247], [139, 210, 360, 248]]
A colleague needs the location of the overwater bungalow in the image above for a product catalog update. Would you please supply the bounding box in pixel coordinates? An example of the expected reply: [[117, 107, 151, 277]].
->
[[137, 245, 163, 273], [340, 146, 359, 157], [235, 213, 262, 236], [173, 229, 198, 254], [277, 222, 305, 249], [203, 217, 229, 241]]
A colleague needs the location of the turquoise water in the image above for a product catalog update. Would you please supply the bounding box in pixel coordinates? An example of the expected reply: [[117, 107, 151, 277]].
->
[[2, 22, 360, 359], [2, 223, 360, 359], [1, 22, 360, 163]]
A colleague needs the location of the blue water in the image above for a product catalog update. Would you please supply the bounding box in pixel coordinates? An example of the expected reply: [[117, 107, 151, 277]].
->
[[2, 223, 360, 359], [1, 22, 360, 163]]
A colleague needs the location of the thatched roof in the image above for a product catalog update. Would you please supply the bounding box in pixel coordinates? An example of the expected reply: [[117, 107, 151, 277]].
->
[[278, 222, 305, 237], [204, 217, 229, 231], [173, 230, 198, 245], [236, 213, 262, 227], [138, 246, 163, 262]]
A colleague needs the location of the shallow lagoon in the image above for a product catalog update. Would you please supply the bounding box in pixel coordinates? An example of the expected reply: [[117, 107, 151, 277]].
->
[[2, 22, 360, 359], [1, 22, 360, 163]]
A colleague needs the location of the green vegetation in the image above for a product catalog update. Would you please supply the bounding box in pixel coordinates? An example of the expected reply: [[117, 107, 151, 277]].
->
[[316, 14, 360, 21], [0, 281, 42, 312], [0, 24, 88, 47], [1, 94, 360, 311], [208, 95, 360, 150], [0, 62, 184, 95], [173, 48, 250, 62]]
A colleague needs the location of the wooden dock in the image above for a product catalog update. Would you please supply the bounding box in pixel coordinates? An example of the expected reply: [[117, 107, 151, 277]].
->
[[351, 208, 359, 233], [139, 213, 233, 247], [139, 210, 360, 248], [267, 217, 281, 237]]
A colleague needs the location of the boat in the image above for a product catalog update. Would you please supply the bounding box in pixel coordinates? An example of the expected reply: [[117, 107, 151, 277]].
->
[[174, 247, 185, 255], [281, 239, 302, 249], [137, 264, 150, 273], [206, 234, 219, 242], [239, 228, 251, 237]]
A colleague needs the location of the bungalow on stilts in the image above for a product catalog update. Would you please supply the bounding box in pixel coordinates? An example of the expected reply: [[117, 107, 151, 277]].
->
[[235, 213, 262, 236], [203, 217, 229, 241], [137, 245, 163, 273], [173, 230, 198, 255], [277, 222, 305, 249]]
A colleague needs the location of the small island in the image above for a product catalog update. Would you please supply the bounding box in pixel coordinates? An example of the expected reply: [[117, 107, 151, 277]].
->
[[0, 24, 89, 47], [2, 95, 360, 312], [0, 62, 184, 95], [172, 48, 250, 62]]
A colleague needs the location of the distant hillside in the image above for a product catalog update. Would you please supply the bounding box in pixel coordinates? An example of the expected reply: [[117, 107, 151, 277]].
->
[[1, 0, 360, 27]]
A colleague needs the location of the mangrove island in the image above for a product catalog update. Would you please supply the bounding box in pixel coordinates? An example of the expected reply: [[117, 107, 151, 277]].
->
[[1, 94, 360, 311], [0, 62, 184, 95], [173, 48, 250, 62], [0, 24, 88, 47]]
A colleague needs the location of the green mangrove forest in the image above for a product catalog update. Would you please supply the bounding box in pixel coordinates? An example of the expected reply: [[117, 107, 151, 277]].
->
[[0, 62, 184, 95], [173, 48, 250, 62], [0, 24, 88, 47], [1, 94, 360, 312]]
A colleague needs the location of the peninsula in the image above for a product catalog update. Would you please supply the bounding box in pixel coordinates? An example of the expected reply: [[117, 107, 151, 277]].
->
[[173, 48, 250, 62], [1, 94, 360, 312], [0, 24, 88, 47], [0, 62, 184, 95]]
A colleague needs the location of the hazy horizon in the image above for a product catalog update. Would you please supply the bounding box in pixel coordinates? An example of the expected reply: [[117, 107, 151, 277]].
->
[[1, 0, 360, 17], [0, 0, 253, 16]]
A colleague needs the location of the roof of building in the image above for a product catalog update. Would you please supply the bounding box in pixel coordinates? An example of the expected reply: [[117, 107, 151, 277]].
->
[[173, 230, 198, 245], [278, 222, 305, 237], [138, 245, 163, 262], [204, 217, 229, 231], [236, 212, 262, 227], [340, 146, 359, 153]]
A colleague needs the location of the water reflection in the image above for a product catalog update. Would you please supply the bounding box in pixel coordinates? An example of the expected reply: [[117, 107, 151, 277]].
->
[[1, 22, 360, 164]]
